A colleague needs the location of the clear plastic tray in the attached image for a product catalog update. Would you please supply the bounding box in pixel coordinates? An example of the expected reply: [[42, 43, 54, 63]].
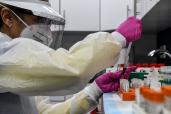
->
[[159, 66, 171, 75]]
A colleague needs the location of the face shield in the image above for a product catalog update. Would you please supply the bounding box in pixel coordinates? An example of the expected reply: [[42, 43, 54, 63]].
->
[[0, 0, 65, 49], [20, 17, 65, 49]]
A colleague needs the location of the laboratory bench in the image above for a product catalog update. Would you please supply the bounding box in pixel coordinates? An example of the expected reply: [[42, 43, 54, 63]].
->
[[102, 93, 139, 114], [101, 93, 171, 114]]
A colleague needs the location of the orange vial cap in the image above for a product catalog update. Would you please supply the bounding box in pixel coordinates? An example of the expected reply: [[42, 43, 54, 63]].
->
[[161, 86, 171, 97], [144, 89, 164, 103], [122, 89, 135, 101], [140, 86, 150, 97]]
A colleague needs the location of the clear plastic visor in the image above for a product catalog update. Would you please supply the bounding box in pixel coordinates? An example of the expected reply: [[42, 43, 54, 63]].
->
[[21, 18, 65, 49]]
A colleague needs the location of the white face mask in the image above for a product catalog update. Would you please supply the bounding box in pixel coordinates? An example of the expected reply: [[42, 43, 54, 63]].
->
[[0, 3, 64, 48], [19, 18, 64, 48], [20, 24, 53, 46]]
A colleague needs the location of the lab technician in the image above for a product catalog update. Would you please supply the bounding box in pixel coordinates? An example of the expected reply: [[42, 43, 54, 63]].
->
[[0, 0, 142, 114]]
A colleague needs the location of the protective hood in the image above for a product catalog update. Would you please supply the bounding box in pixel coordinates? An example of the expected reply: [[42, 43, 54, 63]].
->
[[0, 0, 65, 25]]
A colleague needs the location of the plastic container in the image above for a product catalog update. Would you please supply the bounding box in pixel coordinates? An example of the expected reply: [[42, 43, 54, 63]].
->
[[161, 86, 171, 111], [139, 86, 150, 110], [120, 79, 129, 92], [159, 66, 171, 81], [131, 78, 144, 88], [160, 80, 171, 86], [122, 89, 135, 101], [143, 89, 164, 114], [144, 77, 150, 87], [149, 68, 162, 90]]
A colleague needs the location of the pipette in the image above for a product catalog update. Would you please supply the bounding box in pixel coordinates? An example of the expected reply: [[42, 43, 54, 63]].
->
[[122, 0, 137, 76], [121, 42, 132, 77]]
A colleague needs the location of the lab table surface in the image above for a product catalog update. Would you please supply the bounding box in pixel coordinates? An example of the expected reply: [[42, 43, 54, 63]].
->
[[102, 93, 136, 114]]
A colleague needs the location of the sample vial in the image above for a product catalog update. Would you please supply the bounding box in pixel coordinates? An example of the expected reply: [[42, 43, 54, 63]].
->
[[139, 86, 150, 110], [143, 89, 164, 114], [161, 86, 171, 111]]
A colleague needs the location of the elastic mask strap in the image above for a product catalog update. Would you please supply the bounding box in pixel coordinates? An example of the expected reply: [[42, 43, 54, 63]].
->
[[0, 4, 29, 27]]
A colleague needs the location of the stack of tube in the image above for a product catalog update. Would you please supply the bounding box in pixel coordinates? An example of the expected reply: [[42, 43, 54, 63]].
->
[[138, 86, 171, 114], [161, 86, 171, 111]]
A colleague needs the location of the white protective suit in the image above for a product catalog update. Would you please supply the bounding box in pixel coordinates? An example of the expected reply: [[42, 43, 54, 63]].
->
[[36, 82, 102, 114], [0, 31, 126, 114]]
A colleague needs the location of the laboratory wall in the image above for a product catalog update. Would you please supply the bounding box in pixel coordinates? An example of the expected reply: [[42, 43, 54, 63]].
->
[[157, 28, 171, 65], [130, 33, 157, 63]]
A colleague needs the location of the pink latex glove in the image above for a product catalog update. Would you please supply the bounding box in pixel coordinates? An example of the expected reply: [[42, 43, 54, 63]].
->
[[116, 16, 142, 43], [95, 66, 136, 93]]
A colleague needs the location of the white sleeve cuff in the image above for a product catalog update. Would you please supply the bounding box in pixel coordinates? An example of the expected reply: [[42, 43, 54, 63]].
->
[[111, 32, 126, 48], [84, 82, 103, 101]]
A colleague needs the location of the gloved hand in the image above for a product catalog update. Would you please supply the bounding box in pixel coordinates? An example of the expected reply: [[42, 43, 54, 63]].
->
[[116, 16, 142, 43], [95, 66, 136, 93]]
